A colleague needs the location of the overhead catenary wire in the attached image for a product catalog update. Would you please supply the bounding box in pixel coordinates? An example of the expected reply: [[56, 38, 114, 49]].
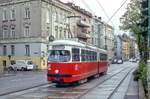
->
[[80, 0, 96, 15], [106, 0, 129, 23], [95, 0, 115, 27], [70, 0, 127, 31]]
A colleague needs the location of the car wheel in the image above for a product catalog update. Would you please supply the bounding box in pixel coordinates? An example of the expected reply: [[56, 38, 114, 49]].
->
[[21, 67, 25, 71], [8, 67, 14, 71]]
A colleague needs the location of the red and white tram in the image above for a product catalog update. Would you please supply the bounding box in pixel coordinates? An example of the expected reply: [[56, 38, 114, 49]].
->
[[47, 40, 109, 84]]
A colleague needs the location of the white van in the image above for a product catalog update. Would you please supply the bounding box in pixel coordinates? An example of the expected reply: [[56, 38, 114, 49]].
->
[[9, 60, 37, 71]]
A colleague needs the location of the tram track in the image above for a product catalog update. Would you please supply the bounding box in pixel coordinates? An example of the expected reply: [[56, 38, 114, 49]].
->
[[0, 66, 135, 99], [43, 66, 134, 99], [0, 83, 51, 96], [79, 67, 135, 99], [107, 68, 134, 99]]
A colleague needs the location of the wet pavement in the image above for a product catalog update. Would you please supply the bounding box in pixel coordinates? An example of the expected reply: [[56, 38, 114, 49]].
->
[[80, 67, 134, 99], [124, 75, 139, 99], [0, 62, 138, 99], [0, 70, 48, 96]]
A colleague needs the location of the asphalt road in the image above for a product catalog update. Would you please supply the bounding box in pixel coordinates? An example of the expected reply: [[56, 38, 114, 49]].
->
[[0, 62, 138, 99], [0, 70, 48, 96]]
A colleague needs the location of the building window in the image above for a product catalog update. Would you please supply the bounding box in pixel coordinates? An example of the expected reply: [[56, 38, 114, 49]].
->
[[55, 26, 58, 39], [64, 14, 66, 23], [3, 27, 8, 38], [10, 27, 15, 38], [59, 13, 62, 23], [24, 26, 30, 37], [64, 29, 67, 38], [25, 45, 30, 56], [55, 12, 58, 22], [10, 8, 15, 20], [46, 9, 50, 23], [11, 45, 15, 56], [3, 9, 7, 21], [59, 28, 62, 39], [3, 45, 7, 56], [25, 7, 30, 19]]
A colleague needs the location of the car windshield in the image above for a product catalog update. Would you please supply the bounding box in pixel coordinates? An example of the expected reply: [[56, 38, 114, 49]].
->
[[27, 61, 33, 65], [48, 50, 70, 62]]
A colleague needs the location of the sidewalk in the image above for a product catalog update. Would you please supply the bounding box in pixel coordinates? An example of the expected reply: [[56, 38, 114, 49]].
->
[[124, 74, 139, 99], [0, 71, 16, 78]]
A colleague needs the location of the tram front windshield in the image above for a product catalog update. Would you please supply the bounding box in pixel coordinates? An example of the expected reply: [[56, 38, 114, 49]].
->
[[48, 50, 70, 62]]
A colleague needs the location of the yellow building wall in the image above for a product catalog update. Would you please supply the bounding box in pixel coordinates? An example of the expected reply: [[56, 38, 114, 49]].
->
[[0, 57, 3, 73], [0, 56, 47, 72], [122, 41, 130, 59]]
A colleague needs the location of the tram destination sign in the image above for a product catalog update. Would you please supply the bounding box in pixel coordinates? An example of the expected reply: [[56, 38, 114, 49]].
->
[[52, 45, 65, 50]]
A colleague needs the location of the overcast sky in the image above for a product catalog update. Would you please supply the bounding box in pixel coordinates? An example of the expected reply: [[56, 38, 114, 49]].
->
[[60, 0, 130, 35]]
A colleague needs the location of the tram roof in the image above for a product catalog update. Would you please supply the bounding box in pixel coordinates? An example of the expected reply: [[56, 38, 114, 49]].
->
[[49, 40, 107, 53], [49, 40, 85, 47]]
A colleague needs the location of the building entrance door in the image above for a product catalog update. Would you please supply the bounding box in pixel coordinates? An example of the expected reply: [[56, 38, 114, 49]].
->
[[3, 60, 6, 71]]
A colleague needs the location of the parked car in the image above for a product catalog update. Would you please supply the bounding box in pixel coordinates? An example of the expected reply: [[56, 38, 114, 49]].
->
[[132, 58, 137, 62], [8, 60, 37, 71], [129, 58, 137, 62], [129, 58, 133, 62], [117, 59, 123, 64], [111, 59, 117, 64]]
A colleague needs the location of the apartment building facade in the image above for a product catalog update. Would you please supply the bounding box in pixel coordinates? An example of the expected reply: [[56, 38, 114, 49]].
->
[[104, 23, 114, 60], [0, 0, 114, 72], [66, 3, 92, 43], [0, 0, 73, 72], [122, 33, 130, 60]]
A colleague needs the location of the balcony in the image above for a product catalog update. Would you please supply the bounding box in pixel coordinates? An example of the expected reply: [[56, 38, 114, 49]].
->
[[77, 20, 90, 27], [77, 33, 90, 39]]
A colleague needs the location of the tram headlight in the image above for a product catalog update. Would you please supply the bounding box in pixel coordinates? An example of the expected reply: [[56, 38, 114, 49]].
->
[[75, 64, 78, 70], [55, 70, 59, 74], [48, 64, 51, 70]]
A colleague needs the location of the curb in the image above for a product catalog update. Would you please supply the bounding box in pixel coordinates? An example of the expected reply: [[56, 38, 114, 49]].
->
[[138, 79, 145, 99]]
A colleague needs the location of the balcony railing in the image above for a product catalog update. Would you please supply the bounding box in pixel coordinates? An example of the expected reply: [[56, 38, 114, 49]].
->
[[77, 33, 90, 39], [77, 20, 90, 27]]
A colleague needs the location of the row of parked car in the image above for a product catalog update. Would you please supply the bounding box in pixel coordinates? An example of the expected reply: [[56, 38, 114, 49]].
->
[[111, 58, 138, 64], [8, 60, 38, 71], [129, 58, 137, 62], [111, 59, 123, 64]]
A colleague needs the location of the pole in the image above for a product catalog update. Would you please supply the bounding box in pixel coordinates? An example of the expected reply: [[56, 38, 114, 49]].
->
[[98, 24, 101, 48], [147, 0, 150, 98]]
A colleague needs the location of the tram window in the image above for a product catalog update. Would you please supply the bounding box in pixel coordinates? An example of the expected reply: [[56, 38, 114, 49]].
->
[[90, 51, 94, 61], [72, 48, 80, 61], [87, 51, 89, 61], [93, 52, 97, 61], [48, 50, 71, 62], [81, 50, 86, 61], [100, 53, 107, 60]]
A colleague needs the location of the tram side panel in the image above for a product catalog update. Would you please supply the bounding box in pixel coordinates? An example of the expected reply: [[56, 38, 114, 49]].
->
[[98, 61, 108, 74], [47, 62, 99, 83], [98, 53, 108, 74], [79, 62, 99, 79]]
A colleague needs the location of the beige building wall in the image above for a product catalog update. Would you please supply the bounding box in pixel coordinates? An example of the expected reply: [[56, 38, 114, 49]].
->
[[0, 0, 44, 72], [105, 24, 114, 60], [0, 0, 74, 73], [66, 3, 92, 43]]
